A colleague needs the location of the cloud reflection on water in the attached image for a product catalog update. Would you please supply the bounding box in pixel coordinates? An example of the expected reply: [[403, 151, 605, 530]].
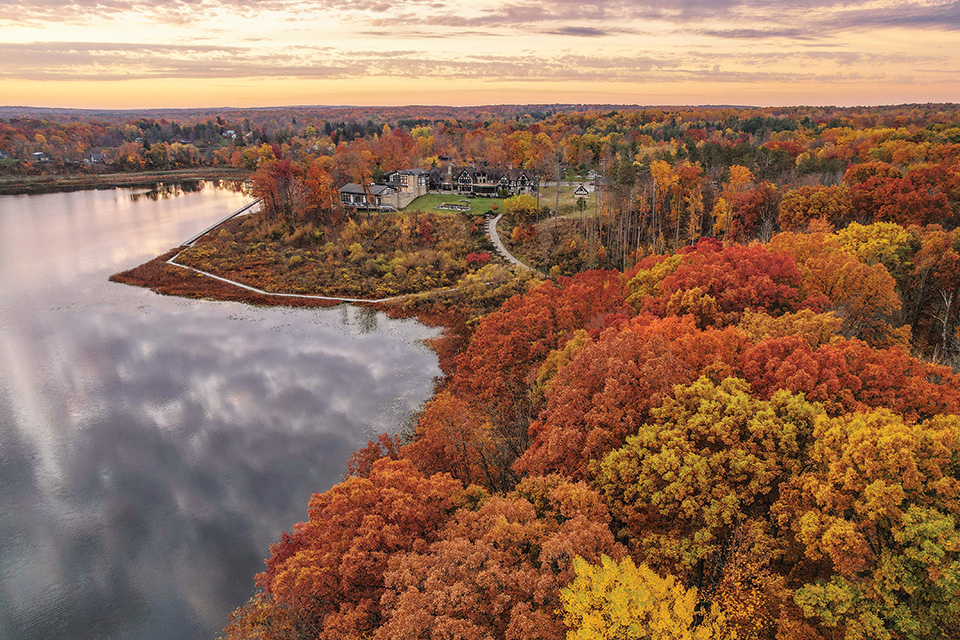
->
[[0, 185, 441, 640]]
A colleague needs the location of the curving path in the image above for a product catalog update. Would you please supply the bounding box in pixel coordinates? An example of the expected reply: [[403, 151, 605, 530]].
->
[[163, 205, 542, 305], [168, 200, 428, 303], [164, 257, 420, 303], [485, 214, 545, 276]]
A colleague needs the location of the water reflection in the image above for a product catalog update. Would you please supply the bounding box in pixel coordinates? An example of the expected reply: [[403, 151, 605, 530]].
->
[[0, 184, 440, 640], [128, 179, 246, 203]]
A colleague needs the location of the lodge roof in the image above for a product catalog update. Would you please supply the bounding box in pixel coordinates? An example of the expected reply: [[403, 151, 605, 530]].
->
[[430, 166, 535, 183], [340, 183, 395, 196]]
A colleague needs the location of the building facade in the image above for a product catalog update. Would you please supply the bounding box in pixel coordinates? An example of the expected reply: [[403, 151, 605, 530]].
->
[[429, 166, 537, 197], [386, 169, 430, 197], [339, 183, 398, 210]]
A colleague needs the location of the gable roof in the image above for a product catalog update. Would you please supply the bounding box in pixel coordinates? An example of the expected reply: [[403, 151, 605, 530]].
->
[[340, 183, 395, 196], [452, 167, 535, 181]]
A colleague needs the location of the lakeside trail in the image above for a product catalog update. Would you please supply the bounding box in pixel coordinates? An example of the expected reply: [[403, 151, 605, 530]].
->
[[117, 201, 539, 306], [163, 200, 415, 304]]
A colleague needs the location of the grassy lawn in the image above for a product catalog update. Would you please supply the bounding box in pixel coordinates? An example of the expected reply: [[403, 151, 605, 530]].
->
[[537, 183, 595, 217], [405, 193, 505, 217]]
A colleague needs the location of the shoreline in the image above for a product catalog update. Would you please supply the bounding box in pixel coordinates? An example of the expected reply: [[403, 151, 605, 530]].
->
[[109, 197, 537, 379], [110, 249, 344, 309], [110, 248, 473, 377], [0, 168, 252, 195]]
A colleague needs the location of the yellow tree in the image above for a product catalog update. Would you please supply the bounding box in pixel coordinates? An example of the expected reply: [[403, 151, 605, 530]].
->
[[650, 160, 678, 250], [713, 164, 753, 238], [778, 185, 851, 231], [769, 230, 905, 347], [504, 193, 540, 226], [560, 555, 725, 640], [676, 162, 704, 243], [835, 221, 912, 281], [596, 376, 819, 574]]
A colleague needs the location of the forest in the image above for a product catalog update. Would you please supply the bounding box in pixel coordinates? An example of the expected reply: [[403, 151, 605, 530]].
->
[[221, 240, 960, 639], [88, 102, 960, 640]]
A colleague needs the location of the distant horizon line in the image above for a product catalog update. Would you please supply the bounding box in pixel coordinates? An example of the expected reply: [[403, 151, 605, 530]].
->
[[2, 101, 958, 114]]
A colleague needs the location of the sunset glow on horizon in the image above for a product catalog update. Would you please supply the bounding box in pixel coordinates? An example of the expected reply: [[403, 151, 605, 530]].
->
[[1, 0, 958, 109]]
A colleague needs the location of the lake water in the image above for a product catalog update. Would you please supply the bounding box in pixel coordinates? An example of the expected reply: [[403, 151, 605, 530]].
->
[[0, 182, 441, 640]]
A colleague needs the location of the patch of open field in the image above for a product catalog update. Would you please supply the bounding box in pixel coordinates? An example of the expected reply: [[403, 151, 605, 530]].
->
[[405, 193, 505, 216], [537, 182, 595, 217]]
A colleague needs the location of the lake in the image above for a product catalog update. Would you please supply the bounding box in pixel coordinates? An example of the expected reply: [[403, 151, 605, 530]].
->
[[0, 181, 442, 640]]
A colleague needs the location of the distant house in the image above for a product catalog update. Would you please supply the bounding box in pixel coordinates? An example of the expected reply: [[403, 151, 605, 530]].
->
[[339, 183, 398, 210], [88, 152, 107, 164], [386, 169, 429, 197], [429, 165, 537, 197], [32, 151, 50, 163], [574, 184, 590, 197], [0, 150, 9, 160], [222, 130, 237, 139]]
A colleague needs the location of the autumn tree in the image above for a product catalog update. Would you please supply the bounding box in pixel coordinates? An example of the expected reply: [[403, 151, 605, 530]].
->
[[560, 555, 725, 640], [822, 339, 960, 421], [778, 185, 851, 231], [676, 161, 705, 243], [845, 161, 953, 226], [773, 410, 960, 640], [769, 230, 904, 346], [712, 164, 753, 239], [403, 391, 509, 489], [256, 459, 461, 639], [303, 159, 337, 224], [729, 180, 780, 242], [626, 238, 809, 328], [902, 226, 960, 359], [736, 309, 844, 349], [596, 377, 819, 578], [650, 160, 679, 250], [834, 221, 912, 282], [375, 476, 623, 640], [253, 158, 308, 222], [740, 335, 861, 415], [417, 271, 629, 490], [515, 316, 746, 480], [504, 193, 540, 226]]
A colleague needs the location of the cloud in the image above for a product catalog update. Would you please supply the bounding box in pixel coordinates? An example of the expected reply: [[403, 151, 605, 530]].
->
[[540, 26, 637, 37], [0, 42, 364, 81], [4, 0, 959, 43], [696, 27, 818, 40], [0, 41, 662, 82], [0, 0, 445, 23], [355, 28, 500, 39], [826, 0, 960, 31], [0, 39, 940, 85]]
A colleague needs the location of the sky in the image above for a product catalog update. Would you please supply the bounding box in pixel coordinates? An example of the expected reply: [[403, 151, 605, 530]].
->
[[0, 0, 958, 108]]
